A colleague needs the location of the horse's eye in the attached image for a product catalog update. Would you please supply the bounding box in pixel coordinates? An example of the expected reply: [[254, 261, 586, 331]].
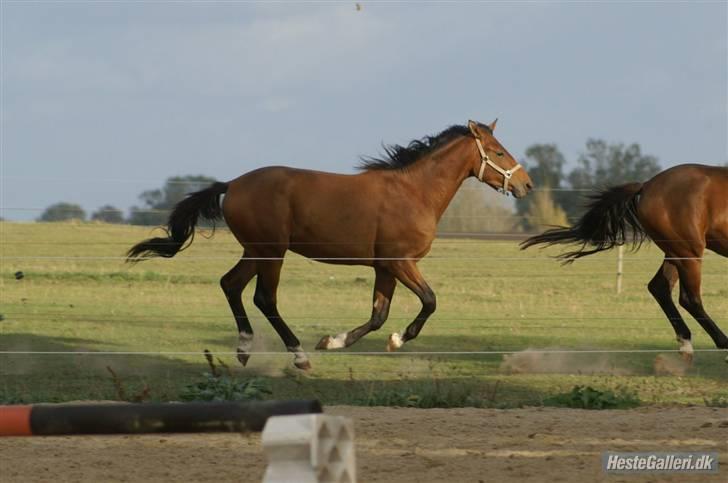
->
[[496, 152, 504, 157]]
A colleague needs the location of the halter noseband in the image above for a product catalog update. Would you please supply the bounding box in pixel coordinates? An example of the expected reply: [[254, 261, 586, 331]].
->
[[474, 136, 522, 194]]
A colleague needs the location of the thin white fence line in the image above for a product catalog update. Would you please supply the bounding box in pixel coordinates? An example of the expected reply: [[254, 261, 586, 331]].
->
[[0, 325, 672, 331], [1, 207, 568, 219], [0, 318, 684, 329], [0, 255, 714, 261], [0, 176, 599, 191], [0, 313, 716, 322], [2, 228, 726, 244], [2, 272, 725, 277], [0, 266, 728, 274], [0, 349, 723, 356], [2, 239, 727, 245], [0, 208, 584, 222]]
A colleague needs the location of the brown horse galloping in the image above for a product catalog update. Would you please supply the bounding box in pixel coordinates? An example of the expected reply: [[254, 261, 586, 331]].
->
[[128, 120, 533, 369], [522, 164, 728, 361]]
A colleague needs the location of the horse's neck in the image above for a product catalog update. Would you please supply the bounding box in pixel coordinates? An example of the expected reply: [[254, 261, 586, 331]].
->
[[407, 140, 474, 220]]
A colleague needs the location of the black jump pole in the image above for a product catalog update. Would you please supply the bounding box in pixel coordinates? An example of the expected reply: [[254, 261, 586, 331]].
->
[[0, 400, 322, 436]]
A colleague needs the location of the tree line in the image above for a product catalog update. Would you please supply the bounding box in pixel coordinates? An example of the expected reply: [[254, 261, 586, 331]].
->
[[38, 138, 718, 233], [39, 175, 217, 225]]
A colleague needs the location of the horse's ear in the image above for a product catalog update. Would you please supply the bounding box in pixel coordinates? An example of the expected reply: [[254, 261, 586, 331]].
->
[[468, 120, 481, 139], [488, 118, 498, 132]]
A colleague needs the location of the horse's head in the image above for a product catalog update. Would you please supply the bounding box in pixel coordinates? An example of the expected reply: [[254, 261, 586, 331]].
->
[[467, 120, 533, 198]]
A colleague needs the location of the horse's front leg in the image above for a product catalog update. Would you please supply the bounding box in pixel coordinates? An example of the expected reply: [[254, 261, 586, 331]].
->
[[316, 267, 396, 349], [384, 261, 436, 352]]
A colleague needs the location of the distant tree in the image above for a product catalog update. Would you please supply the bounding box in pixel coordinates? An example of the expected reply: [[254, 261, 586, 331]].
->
[[91, 205, 125, 224], [518, 139, 661, 222], [521, 144, 566, 189], [39, 202, 86, 222], [515, 144, 570, 229], [439, 179, 520, 234], [128, 175, 217, 226], [564, 139, 661, 218], [523, 189, 569, 232]]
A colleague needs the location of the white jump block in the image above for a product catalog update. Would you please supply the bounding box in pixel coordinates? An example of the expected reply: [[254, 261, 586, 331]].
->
[[262, 414, 356, 483]]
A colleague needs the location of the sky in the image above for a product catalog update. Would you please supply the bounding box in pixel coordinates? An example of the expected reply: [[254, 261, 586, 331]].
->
[[1, 1, 726, 221]]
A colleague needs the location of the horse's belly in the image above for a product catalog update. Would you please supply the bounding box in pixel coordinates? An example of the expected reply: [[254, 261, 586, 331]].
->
[[288, 211, 376, 263]]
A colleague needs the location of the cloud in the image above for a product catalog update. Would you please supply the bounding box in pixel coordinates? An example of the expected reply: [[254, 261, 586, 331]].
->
[[6, 4, 391, 100]]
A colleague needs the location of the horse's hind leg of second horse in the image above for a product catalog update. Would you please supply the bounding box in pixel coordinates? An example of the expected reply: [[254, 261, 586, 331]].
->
[[316, 266, 397, 350], [253, 257, 311, 370], [647, 259, 694, 362], [675, 257, 728, 361], [220, 256, 257, 366]]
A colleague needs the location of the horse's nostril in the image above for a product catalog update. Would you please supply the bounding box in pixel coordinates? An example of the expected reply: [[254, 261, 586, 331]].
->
[[526, 182, 534, 191]]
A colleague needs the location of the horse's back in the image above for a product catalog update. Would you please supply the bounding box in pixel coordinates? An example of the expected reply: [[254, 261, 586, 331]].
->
[[639, 164, 728, 255], [221, 166, 386, 255]]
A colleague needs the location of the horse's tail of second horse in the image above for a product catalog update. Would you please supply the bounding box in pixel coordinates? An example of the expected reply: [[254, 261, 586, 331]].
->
[[126, 182, 229, 262], [520, 182, 647, 263]]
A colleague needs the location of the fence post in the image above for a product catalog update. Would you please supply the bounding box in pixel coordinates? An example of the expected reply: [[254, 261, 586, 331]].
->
[[616, 245, 624, 294]]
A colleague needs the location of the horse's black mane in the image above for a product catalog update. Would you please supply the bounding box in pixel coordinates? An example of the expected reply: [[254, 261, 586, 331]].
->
[[358, 123, 491, 171]]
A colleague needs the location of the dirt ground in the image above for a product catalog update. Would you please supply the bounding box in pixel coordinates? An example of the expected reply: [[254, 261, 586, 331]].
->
[[1, 405, 726, 482]]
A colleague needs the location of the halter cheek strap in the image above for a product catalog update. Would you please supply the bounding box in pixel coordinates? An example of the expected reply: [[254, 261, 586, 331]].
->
[[475, 137, 522, 193]]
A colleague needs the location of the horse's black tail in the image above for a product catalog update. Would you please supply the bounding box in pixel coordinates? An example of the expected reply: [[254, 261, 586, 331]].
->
[[126, 182, 229, 262], [520, 182, 646, 263]]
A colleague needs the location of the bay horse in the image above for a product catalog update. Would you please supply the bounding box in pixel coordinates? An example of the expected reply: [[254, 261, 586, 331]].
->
[[128, 120, 534, 369], [521, 164, 728, 361]]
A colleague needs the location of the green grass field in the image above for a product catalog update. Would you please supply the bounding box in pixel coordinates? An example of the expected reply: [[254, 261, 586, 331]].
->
[[1, 221, 726, 406]]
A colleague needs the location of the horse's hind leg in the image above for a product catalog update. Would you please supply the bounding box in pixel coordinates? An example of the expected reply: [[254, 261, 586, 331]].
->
[[385, 261, 436, 352], [316, 266, 397, 350], [675, 257, 728, 355], [253, 257, 311, 370], [220, 255, 257, 366], [647, 259, 693, 361]]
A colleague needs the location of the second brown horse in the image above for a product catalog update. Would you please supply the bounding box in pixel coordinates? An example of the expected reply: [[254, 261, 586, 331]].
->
[[522, 164, 728, 361], [128, 120, 533, 368]]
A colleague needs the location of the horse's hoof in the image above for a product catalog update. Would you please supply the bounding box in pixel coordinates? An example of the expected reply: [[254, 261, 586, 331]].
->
[[680, 351, 694, 365], [386, 333, 403, 352], [315, 336, 332, 350], [294, 359, 312, 371], [677, 337, 694, 365], [237, 349, 250, 367]]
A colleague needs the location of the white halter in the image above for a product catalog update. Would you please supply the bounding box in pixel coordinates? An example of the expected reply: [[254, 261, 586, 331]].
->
[[474, 137, 522, 193]]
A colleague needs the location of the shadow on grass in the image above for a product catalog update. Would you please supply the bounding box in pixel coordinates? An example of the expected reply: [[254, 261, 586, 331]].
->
[[2, 332, 725, 407], [0, 332, 562, 407], [204, 330, 728, 382], [0, 332, 205, 404]]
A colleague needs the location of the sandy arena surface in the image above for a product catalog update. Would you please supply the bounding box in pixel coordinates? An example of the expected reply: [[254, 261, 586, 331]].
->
[[1, 405, 726, 482]]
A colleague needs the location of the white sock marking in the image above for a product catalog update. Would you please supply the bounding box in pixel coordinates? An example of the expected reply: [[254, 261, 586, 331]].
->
[[387, 332, 403, 351], [677, 337, 694, 356], [325, 332, 347, 349], [238, 331, 254, 353], [288, 345, 310, 365]]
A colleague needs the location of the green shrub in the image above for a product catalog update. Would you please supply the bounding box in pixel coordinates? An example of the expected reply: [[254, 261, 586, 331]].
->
[[179, 373, 271, 402], [178, 350, 271, 402]]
